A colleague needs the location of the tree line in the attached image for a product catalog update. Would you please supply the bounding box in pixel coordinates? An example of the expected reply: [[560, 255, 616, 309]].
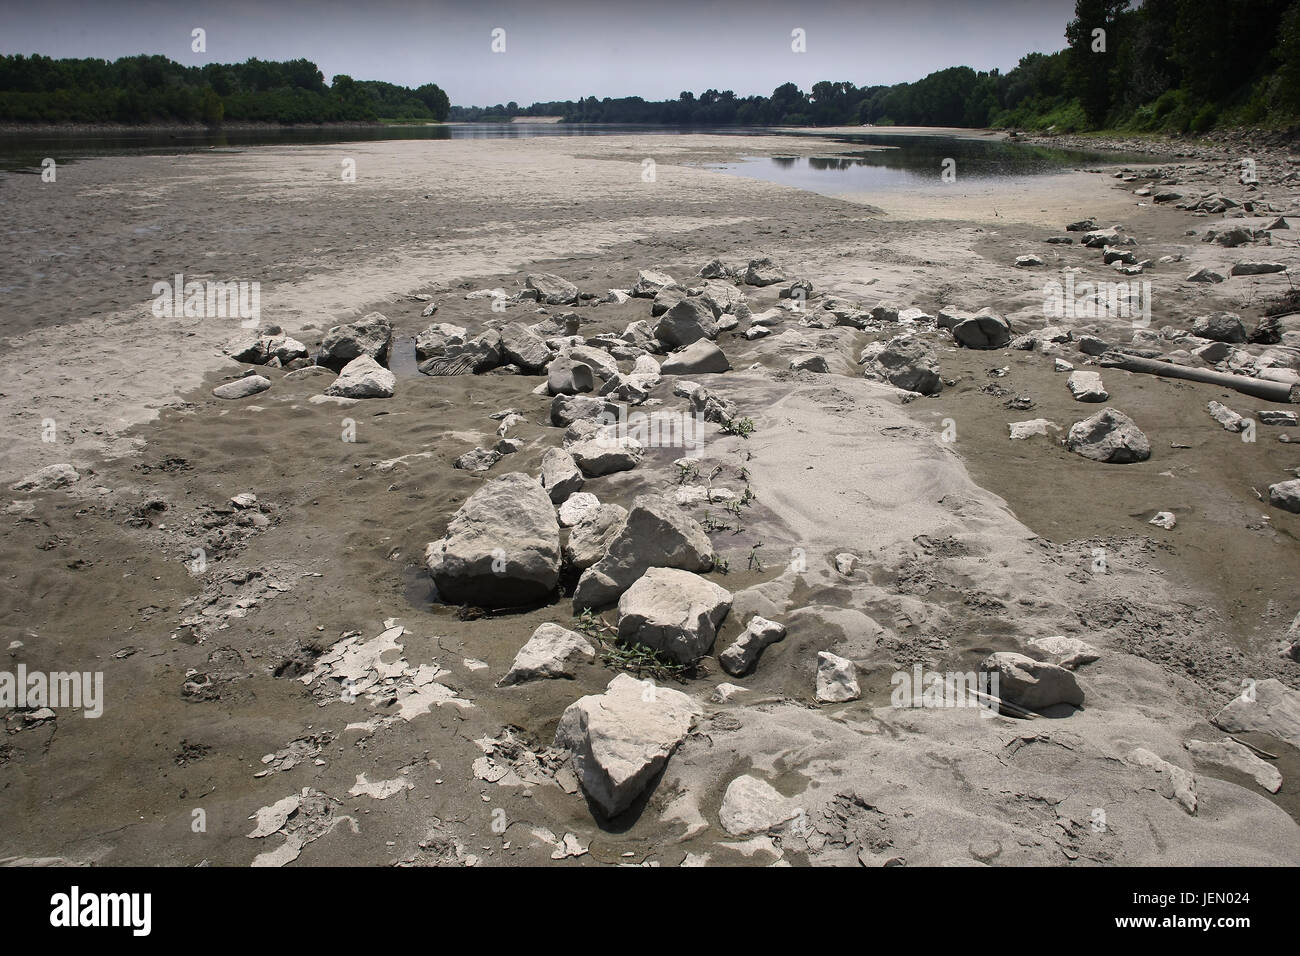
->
[[0, 54, 450, 125], [454, 0, 1300, 133]]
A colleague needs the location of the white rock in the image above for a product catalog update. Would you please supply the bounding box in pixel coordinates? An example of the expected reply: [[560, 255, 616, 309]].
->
[[553, 673, 702, 817], [1127, 747, 1197, 814], [816, 651, 860, 703], [1149, 511, 1177, 529], [719, 775, 801, 836], [616, 568, 732, 663], [1185, 738, 1282, 793], [498, 623, 596, 686], [1008, 419, 1059, 440], [558, 492, 601, 527], [9, 463, 80, 492], [325, 355, 395, 399], [1025, 635, 1100, 670]]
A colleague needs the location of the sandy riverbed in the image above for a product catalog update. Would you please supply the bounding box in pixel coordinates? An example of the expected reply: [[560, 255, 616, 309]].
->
[[1, 131, 1298, 866]]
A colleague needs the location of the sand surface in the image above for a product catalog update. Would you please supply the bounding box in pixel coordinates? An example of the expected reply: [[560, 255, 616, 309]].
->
[[1, 130, 1298, 866]]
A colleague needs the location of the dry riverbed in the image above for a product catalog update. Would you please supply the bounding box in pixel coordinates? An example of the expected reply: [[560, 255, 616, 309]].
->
[[1, 131, 1298, 867]]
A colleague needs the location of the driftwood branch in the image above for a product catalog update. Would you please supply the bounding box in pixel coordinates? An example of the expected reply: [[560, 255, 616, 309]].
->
[[1098, 352, 1300, 404]]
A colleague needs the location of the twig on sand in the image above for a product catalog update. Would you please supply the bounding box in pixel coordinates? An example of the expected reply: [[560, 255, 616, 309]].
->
[[1230, 735, 1278, 760]]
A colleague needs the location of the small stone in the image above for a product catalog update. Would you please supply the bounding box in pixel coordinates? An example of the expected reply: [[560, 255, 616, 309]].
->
[[1149, 511, 1177, 529], [816, 651, 860, 703]]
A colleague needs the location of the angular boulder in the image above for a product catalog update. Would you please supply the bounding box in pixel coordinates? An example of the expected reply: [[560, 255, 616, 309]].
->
[[860, 334, 942, 395], [498, 623, 595, 687], [554, 673, 702, 817], [981, 651, 1084, 709], [425, 472, 561, 607], [952, 310, 1012, 350], [525, 273, 579, 305], [1065, 407, 1150, 463], [719, 616, 787, 677], [213, 375, 271, 400], [325, 355, 395, 398], [654, 298, 720, 348], [661, 340, 730, 375], [573, 495, 714, 610], [539, 447, 584, 504], [317, 312, 392, 371], [564, 503, 628, 571], [616, 567, 733, 663]]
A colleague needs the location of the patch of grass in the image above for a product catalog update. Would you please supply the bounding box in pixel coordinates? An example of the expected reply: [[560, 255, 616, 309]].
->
[[721, 416, 757, 438], [576, 610, 702, 682]]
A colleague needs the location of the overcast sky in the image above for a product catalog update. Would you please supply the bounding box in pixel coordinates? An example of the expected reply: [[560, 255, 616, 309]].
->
[[0, 0, 1077, 106]]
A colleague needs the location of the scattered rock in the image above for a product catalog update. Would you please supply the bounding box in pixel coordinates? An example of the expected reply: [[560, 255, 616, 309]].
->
[[558, 491, 601, 527], [317, 313, 392, 370], [1149, 511, 1177, 530], [525, 273, 579, 305], [631, 269, 678, 298], [790, 354, 830, 373], [547, 361, 595, 396], [655, 298, 720, 348], [860, 334, 941, 395], [539, 447, 584, 504], [325, 355, 395, 398], [573, 496, 714, 610], [1065, 407, 1151, 463], [425, 472, 561, 607], [568, 436, 644, 477], [1191, 312, 1247, 343], [564, 504, 628, 571], [981, 651, 1084, 709], [498, 322, 554, 372], [1067, 370, 1109, 402], [10, 463, 80, 492], [1007, 419, 1059, 440], [1025, 635, 1100, 670], [661, 340, 730, 375], [952, 311, 1012, 350], [498, 623, 596, 686], [1267, 479, 1300, 514], [719, 616, 786, 677], [1127, 747, 1197, 814], [719, 775, 800, 836], [553, 673, 702, 817], [1212, 678, 1300, 747], [213, 375, 271, 400], [1185, 267, 1225, 284], [616, 567, 732, 663], [414, 323, 466, 360], [1207, 400, 1248, 432], [816, 652, 860, 703], [744, 257, 785, 286], [1229, 262, 1286, 276], [1185, 739, 1282, 793]]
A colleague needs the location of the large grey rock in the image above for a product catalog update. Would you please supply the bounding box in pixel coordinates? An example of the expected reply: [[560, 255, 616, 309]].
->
[[719, 775, 800, 836], [9, 463, 80, 492], [573, 495, 714, 610], [654, 298, 720, 348], [425, 331, 502, 374], [1065, 407, 1150, 463], [1185, 739, 1283, 793], [860, 334, 942, 395], [498, 322, 554, 372], [1269, 479, 1300, 514], [631, 269, 678, 298], [616, 567, 733, 663], [661, 340, 730, 375], [525, 273, 579, 305], [498, 623, 595, 687], [744, 257, 785, 286], [540, 447, 584, 503], [414, 323, 466, 360], [553, 673, 701, 817], [564, 504, 628, 571], [981, 651, 1084, 709], [213, 375, 271, 400], [317, 312, 392, 371], [554, 345, 619, 382], [549, 394, 617, 427], [1212, 678, 1300, 747], [1067, 370, 1108, 402], [719, 616, 787, 676], [952, 310, 1012, 350], [325, 355, 395, 398], [696, 280, 744, 315], [229, 332, 309, 366], [1230, 262, 1286, 276], [569, 436, 644, 477], [816, 652, 860, 702], [425, 472, 561, 608], [1191, 312, 1247, 343], [651, 286, 686, 317], [547, 361, 595, 396]]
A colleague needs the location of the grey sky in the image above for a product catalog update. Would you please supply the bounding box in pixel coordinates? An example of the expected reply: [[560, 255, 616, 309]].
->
[[0, 0, 1077, 105]]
